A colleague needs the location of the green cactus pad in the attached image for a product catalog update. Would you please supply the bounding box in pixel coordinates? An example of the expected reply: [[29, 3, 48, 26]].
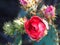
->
[[12, 32, 22, 45]]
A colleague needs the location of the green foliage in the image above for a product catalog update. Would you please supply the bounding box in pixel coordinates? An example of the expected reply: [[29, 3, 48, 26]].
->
[[3, 19, 24, 45], [3, 18, 25, 36], [13, 22, 25, 34], [3, 22, 15, 36]]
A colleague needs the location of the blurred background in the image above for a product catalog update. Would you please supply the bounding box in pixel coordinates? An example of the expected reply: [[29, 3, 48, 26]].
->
[[0, 0, 60, 45]]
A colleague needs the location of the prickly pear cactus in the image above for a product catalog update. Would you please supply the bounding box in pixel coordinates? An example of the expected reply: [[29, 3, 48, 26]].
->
[[33, 25, 59, 45], [12, 32, 22, 45]]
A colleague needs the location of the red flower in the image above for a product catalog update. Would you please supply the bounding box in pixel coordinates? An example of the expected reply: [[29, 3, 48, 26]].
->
[[24, 16, 49, 41]]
